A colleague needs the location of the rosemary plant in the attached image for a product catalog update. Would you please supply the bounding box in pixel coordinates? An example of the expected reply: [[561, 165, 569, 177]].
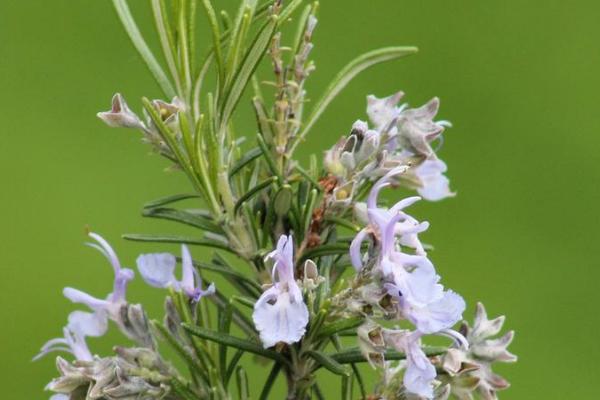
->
[[36, 1, 516, 399]]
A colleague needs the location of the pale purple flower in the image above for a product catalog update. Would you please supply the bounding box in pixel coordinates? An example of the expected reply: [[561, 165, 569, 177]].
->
[[34, 311, 105, 362], [384, 330, 437, 399], [50, 395, 69, 400], [136, 245, 215, 302], [252, 235, 309, 348], [97, 93, 144, 129], [350, 168, 465, 334], [63, 232, 134, 325], [350, 166, 429, 273], [414, 159, 456, 201]]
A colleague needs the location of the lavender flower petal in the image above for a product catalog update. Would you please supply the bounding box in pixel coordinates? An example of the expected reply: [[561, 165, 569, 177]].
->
[[136, 253, 178, 289]]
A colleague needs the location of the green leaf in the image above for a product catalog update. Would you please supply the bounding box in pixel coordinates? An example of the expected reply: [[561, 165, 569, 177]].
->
[[220, 16, 279, 129], [183, 325, 289, 365], [323, 215, 361, 232], [235, 366, 250, 400], [331, 334, 366, 400], [294, 164, 322, 191], [330, 346, 446, 364], [302, 188, 319, 236], [299, 243, 349, 262], [143, 193, 200, 208], [225, 0, 258, 82], [318, 317, 364, 339], [193, 261, 262, 296], [150, 0, 181, 96], [259, 362, 281, 400], [226, 349, 245, 386], [306, 350, 351, 376], [294, 46, 418, 150], [151, 321, 210, 384], [273, 184, 293, 216], [199, 0, 225, 89], [278, 0, 305, 21], [341, 374, 353, 400], [170, 378, 200, 400], [123, 233, 235, 254], [252, 97, 274, 142], [112, 0, 176, 98], [256, 133, 283, 181], [234, 176, 278, 215], [218, 302, 234, 382], [229, 147, 262, 178], [210, 291, 257, 339], [231, 295, 256, 309], [142, 207, 223, 233], [314, 383, 326, 400]]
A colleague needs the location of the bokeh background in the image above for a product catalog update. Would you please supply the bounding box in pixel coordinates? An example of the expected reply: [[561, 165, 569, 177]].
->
[[1, 0, 598, 398]]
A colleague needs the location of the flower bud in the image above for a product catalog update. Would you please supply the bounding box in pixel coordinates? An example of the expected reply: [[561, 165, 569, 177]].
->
[[97, 93, 144, 129], [396, 97, 444, 158], [330, 180, 355, 209], [357, 321, 385, 368], [302, 260, 324, 290]]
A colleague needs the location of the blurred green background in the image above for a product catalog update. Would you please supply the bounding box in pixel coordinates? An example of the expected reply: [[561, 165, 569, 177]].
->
[[1, 0, 598, 398]]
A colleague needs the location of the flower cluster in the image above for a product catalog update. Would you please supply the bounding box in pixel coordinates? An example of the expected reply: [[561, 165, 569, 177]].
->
[[36, 1, 516, 399], [35, 233, 133, 363], [349, 167, 466, 398], [325, 93, 454, 207]]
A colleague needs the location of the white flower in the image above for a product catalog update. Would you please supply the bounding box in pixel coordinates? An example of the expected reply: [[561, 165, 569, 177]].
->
[[384, 330, 437, 399], [414, 159, 455, 201], [62, 233, 134, 323], [252, 235, 309, 348]]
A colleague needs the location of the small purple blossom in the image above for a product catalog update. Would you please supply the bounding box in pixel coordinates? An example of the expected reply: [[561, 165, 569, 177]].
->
[[350, 166, 429, 274], [63, 233, 134, 322], [136, 245, 215, 302], [252, 235, 309, 348]]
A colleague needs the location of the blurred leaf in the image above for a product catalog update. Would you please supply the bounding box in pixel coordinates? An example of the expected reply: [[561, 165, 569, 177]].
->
[[296, 46, 418, 148], [229, 147, 262, 178], [226, 349, 245, 387], [143, 193, 201, 208], [193, 260, 262, 296], [112, 0, 176, 97], [318, 317, 364, 339], [123, 233, 235, 253], [142, 207, 223, 233], [151, 321, 210, 385], [306, 350, 351, 376], [183, 324, 289, 365], [330, 346, 446, 364], [234, 176, 278, 214], [210, 291, 257, 339], [299, 243, 349, 262], [220, 16, 278, 129], [199, 0, 225, 87], [236, 366, 250, 400], [257, 133, 283, 181], [259, 362, 281, 400]]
